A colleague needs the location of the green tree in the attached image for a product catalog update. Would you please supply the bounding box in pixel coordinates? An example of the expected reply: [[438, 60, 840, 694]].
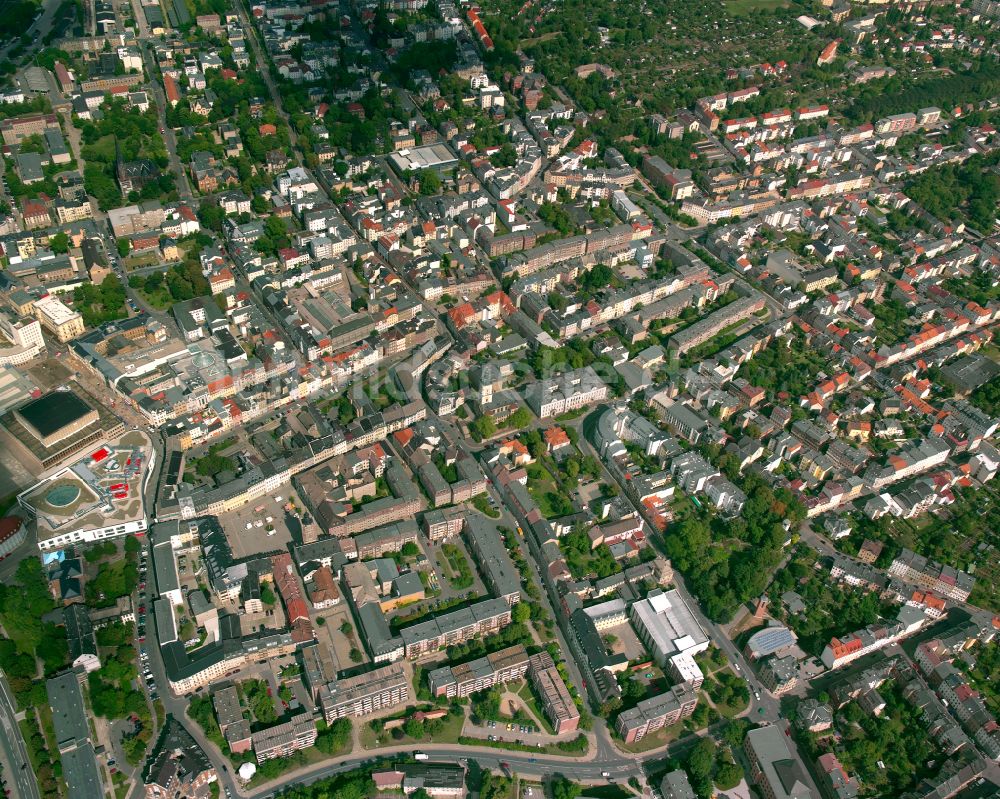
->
[[117, 238, 130, 258], [551, 776, 581, 799], [471, 415, 497, 441], [506, 408, 532, 429], [49, 232, 69, 254], [403, 717, 424, 739], [198, 202, 227, 232], [418, 169, 441, 195]]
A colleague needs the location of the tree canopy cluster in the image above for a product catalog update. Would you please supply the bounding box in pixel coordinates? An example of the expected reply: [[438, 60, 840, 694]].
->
[[905, 154, 1000, 233], [73, 275, 127, 327], [665, 469, 805, 621]]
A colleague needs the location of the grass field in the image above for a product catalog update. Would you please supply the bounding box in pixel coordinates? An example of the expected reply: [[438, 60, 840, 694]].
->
[[618, 720, 684, 753], [724, 0, 789, 14], [359, 710, 465, 750]]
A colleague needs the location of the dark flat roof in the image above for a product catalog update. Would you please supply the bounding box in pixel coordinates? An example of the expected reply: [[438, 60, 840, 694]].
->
[[17, 391, 93, 438]]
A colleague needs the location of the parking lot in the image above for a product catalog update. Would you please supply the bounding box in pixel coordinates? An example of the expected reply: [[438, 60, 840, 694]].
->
[[220, 489, 304, 558]]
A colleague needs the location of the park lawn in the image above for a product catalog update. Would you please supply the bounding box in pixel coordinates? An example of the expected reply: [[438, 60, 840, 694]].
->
[[123, 252, 161, 269], [618, 720, 684, 753], [359, 709, 464, 750], [711, 692, 749, 719], [81, 134, 118, 163], [442, 543, 474, 589], [526, 463, 572, 519], [529, 486, 568, 519], [436, 550, 457, 583], [725, 0, 789, 14], [136, 285, 173, 310]]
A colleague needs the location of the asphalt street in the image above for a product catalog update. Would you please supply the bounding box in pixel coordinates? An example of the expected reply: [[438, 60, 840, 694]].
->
[[0, 673, 40, 799]]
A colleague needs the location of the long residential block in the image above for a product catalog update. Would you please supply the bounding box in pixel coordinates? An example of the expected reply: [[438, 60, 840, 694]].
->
[[615, 681, 698, 744], [528, 652, 581, 734], [317, 663, 410, 722], [427, 644, 530, 698], [400, 597, 512, 659], [251, 715, 317, 763]]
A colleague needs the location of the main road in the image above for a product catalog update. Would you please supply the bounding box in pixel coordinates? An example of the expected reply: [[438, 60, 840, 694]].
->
[[0, 0, 63, 61], [137, 43, 194, 203], [230, 720, 735, 799], [0, 672, 40, 799], [233, 0, 301, 166]]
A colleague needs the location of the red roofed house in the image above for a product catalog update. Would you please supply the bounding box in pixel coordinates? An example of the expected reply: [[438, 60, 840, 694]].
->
[[21, 198, 51, 230], [818, 40, 840, 66], [543, 426, 571, 453], [209, 267, 236, 295], [163, 74, 180, 106]]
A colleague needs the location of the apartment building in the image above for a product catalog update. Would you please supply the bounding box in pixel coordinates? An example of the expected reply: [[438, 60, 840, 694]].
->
[[615, 681, 698, 743], [582, 598, 628, 630], [641, 155, 695, 200], [251, 715, 318, 763], [143, 720, 217, 799], [668, 294, 767, 357], [653, 398, 709, 444], [887, 548, 974, 602], [0, 312, 45, 366], [523, 365, 608, 419], [759, 654, 800, 695], [528, 651, 580, 734], [463, 516, 522, 604], [820, 605, 926, 670], [427, 644, 530, 698], [352, 520, 420, 560], [317, 663, 410, 722], [212, 686, 251, 754], [744, 725, 817, 799], [399, 597, 512, 659], [422, 508, 465, 542], [54, 197, 94, 224], [0, 113, 60, 144], [372, 764, 467, 798], [34, 295, 85, 343]]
